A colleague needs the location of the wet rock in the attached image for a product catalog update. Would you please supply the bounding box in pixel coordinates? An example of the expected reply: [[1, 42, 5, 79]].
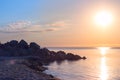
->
[[39, 48, 51, 59], [82, 56, 87, 59], [55, 51, 66, 60], [49, 74, 54, 78], [66, 53, 81, 60], [27, 57, 43, 66], [23, 57, 48, 72], [66, 53, 75, 60]]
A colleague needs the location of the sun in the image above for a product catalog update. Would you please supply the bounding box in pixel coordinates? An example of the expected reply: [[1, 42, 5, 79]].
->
[[94, 11, 113, 27]]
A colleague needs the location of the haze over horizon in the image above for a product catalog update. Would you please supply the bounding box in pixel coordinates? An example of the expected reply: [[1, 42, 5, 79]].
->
[[0, 0, 120, 47]]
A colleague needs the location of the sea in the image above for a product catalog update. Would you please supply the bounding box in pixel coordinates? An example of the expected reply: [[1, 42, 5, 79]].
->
[[45, 47, 120, 80]]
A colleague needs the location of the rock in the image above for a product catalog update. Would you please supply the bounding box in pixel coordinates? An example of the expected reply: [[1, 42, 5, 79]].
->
[[0, 40, 86, 62], [0, 77, 15, 80], [49, 74, 54, 78], [50, 51, 56, 56], [0, 43, 3, 48], [9, 40, 18, 47], [16, 49, 29, 56], [55, 51, 66, 60], [82, 56, 87, 59], [27, 57, 43, 66], [42, 48, 50, 54], [57, 51, 66, 54], [27, 63, 47, 72], [66, 53, 81, 60], [40, 48, 51, 58], [30, 42, 40, 50], [22, 57, 48, 72], [18, 40, 28, 49], [28, 42, 41, 56], [66, 53, 75, 60]]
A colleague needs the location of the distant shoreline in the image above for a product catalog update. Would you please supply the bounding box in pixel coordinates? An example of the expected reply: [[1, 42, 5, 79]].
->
[[47, 47, 120, 49]]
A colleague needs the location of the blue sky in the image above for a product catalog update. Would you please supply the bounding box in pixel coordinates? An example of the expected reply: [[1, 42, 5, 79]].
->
[[0, 0, 78, 24], [0, 0, 120, 47], [0, 0, 46, 25]]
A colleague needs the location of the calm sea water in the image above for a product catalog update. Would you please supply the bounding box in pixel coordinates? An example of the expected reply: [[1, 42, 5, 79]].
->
[[45, 47, 120, 80]]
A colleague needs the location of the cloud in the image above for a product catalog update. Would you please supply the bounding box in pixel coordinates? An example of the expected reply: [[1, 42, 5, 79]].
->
[[0, 21, 31, 33], [46, 21, 67, 27], [45, 28, 57, 32], [0, 21, 67, 33]]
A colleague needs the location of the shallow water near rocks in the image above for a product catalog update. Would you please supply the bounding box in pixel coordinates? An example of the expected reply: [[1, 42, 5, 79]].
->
[[45, 47, 120, 80]]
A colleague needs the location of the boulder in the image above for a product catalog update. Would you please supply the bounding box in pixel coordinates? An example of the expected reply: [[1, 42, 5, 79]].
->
[[0, 43, 2, 48], [66, 53, 75, 60], [0, 77, 15, 80], [74, 55, 82, 60], [82, 56, 87, 59], [16, 49, 29, 56], [57, 51, 66, 55], [66, 53, 81, 60], [18, 40, 28, 49], [9, 40, 18, 47], [55, 51, 66, 60], [23, 57, 48, 72], [40, 48, 51, 56], [27, 57, 43, 66], [30, 42, 40, 50]]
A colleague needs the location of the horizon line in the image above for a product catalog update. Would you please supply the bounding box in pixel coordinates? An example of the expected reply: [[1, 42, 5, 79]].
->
[[47, 46, 120, 49]]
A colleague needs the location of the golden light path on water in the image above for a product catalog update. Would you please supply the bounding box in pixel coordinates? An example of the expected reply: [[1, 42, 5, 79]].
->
[[100, 57, 108, 80], [98, 47, 110, 80], [98, 47, 110, 55]]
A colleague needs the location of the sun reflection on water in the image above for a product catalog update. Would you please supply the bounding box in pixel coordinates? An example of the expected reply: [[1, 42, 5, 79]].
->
[[100, 57, 108, 80], [98, 47, 110, 55], [99, 47, 109, 80]]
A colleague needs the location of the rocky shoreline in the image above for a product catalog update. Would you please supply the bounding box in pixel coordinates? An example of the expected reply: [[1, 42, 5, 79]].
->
[[0, 59, 60, 80], [0, 40, 86, 80]]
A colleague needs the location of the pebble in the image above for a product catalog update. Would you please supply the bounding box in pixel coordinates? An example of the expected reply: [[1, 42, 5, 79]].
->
[[0, 59, 59, 80]]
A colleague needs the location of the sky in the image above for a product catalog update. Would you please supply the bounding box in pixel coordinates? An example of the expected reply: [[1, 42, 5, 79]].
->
[[0, 0, 120, 47]]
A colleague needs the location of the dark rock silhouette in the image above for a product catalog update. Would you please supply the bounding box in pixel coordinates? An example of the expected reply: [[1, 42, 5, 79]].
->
[[9, 40, 18, 47], [0, 77, 15, 80], [66, 53, 81, 60], [30, 42, 40, 50], [23, 57, 47, 72], [18, 40, 28, 49], [82, 56, 87, 60], [0, 40, 86, 63]]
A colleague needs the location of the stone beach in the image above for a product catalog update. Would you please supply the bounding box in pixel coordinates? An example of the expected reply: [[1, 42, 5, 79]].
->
[[0, 59, 60, 80]]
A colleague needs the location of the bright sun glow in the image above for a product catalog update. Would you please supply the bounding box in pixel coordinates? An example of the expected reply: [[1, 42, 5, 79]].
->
[[95, 11, 113, 27]]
